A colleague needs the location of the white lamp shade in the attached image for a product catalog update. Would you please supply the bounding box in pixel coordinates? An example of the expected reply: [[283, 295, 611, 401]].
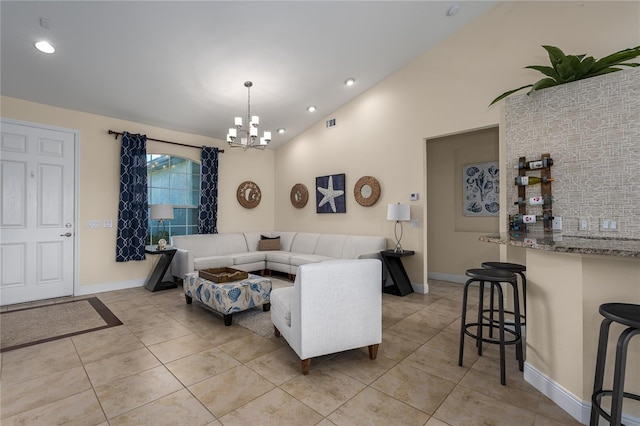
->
[[150, 204, 174, 220], [387, 203, 410, 221]]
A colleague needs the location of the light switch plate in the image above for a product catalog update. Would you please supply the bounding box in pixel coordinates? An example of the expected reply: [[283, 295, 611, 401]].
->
[[103, 219, 113, 228], [87, 220, 101, 228]]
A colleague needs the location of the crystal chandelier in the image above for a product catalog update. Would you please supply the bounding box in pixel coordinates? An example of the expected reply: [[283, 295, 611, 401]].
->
[[226, 81, 271, 150]]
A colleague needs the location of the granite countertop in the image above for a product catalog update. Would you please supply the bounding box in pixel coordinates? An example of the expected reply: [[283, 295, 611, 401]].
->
[[480, 233, 640, 258]]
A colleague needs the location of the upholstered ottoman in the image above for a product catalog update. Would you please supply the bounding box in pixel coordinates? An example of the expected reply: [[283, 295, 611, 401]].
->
[[183, 272, 272, 326]]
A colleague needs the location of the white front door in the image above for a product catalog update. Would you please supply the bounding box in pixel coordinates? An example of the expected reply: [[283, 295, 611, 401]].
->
[[1, 120, 76, 306]]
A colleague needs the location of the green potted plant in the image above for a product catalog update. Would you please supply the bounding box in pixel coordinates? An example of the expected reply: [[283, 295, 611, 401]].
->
[[490, 45, 640, 106]]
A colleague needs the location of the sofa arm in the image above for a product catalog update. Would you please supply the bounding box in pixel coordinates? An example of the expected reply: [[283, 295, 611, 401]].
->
[[172, 248, 194, 280], [355, 251, 382, 260]]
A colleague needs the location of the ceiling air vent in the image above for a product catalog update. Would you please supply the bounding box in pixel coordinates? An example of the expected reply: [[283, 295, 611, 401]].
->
[[326, 118, 336, 129]]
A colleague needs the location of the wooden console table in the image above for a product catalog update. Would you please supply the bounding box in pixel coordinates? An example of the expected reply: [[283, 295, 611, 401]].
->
[[380, 250, 414, 296]]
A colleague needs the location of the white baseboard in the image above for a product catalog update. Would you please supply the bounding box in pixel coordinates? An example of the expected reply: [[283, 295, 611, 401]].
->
[[524, 362, 640, 426], [75, 278, 146, 296], [411, 282, 428, 294], [427, 272, 467, 284]]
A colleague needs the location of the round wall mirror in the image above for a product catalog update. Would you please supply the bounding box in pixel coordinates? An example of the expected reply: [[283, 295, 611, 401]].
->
[[236, 181, 261, 209], [290, 183, 309, 208], [354, 176, 381, 207]]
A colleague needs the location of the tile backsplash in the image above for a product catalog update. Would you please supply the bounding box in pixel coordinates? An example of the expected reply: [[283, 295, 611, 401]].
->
[[505, 67, 640, 238]]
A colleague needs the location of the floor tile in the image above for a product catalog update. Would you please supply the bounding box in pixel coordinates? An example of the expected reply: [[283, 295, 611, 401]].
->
[[147, 334, 213, 363], [217, 333, 283, 363], [245, 346, 302, 386], [108, 389, 215, 426], [371, 363, 456, 414], [329, 347, 397, 384], [280, 367, 366, 416], [327, 386, 430, 426], [0, 278, 587, 426], [84, 347, 161, 387], [1, 366, 92, 419], [434, 386, 536, 426], [132, 321, 193, 346], [165, 348, 241, 387], [188, 365, 275, 418], [219, 388, 323, 426], [0, 338, 82, 386], [403, 344, 475, 384], [1, 389, 106, 426], [94, 365, 183, 419]]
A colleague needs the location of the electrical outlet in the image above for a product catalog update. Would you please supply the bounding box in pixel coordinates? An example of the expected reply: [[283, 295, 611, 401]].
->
[[609, 219, 619, 231], [579, 218, 588, 231], [410, 220, 419, 228], [600, 219, 610, 231], [552, 216, 562, 231], [410, 193, 419, 201], [103, 219, 113, 228]]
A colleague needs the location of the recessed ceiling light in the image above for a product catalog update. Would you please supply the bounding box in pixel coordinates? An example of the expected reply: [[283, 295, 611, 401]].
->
[[344, 77, 355, 86], [307, 106, 316, 112], [277, 128, 286, 134], [35, 41, 55, 54], [447, 4, 461, 16]]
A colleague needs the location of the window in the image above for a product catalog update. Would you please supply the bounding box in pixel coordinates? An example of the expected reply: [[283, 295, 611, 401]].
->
[[147, 154, 200, 243]]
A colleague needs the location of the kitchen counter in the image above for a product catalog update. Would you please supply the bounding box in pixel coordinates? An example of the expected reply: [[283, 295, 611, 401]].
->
[[479, 233, 640, 258], [480, 232, 640, 423]]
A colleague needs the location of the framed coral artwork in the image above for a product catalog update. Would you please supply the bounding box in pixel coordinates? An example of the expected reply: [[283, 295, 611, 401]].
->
[[463, 161, 499, 216]]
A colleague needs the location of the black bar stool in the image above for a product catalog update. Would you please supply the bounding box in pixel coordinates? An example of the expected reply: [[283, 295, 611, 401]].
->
[[458, 268, 524, 385], [482, 261, 527, 327], [590, 303, 640, 426]]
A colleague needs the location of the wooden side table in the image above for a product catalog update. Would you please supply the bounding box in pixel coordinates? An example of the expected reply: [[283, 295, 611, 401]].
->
[[380, 250, 415, 296], [144, 246, 177, 291]]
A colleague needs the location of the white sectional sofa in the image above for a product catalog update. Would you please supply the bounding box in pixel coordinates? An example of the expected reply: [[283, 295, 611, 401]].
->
[[170, 231, 387, 280]]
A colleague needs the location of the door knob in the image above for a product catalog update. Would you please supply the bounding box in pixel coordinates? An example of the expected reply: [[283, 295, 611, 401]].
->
[[60, 232, 72, 237]]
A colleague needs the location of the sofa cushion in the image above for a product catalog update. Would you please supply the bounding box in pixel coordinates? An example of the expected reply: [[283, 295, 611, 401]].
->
[[258, 237, 281, 251], [193, 256, 234, 270], [314, 234, 348, 258], [265, 251, 295, 264], [232, 252, 266, 265], [213, 233, 249, 254], [290, 254, 334, 267], [271, 287, 292, 326], [290, 233, 321, 255]]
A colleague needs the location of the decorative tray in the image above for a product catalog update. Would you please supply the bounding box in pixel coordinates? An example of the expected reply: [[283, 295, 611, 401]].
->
[[199, 267, 248, 283]]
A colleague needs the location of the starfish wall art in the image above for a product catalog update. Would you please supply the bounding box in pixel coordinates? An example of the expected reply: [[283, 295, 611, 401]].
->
[[316, 174, 346, 213]]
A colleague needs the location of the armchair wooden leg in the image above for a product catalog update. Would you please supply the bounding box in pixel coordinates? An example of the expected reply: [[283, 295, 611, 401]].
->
[[274, 326, 281, 337], [301, 359, 311, 375], [368, 344, 379, 360]]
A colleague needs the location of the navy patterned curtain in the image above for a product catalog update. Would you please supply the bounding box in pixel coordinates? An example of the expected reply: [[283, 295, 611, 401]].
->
[[115, 132, 148, 262], [198, 146, 219, 234]]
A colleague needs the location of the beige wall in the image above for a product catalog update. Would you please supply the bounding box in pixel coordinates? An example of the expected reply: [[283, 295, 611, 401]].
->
[[1, 97, 275, 290], [275, 1, 640, 285]]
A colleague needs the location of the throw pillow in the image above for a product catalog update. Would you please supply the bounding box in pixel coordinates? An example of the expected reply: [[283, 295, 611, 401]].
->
[[258, 237, 280, 251]]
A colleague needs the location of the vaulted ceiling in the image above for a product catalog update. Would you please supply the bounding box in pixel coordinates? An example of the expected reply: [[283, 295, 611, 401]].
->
[[1, 1, 497, 149]]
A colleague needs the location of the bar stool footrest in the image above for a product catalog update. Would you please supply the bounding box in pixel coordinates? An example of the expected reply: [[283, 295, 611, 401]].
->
[[591, 390, 640, 424], [463, 323, 522, 346]]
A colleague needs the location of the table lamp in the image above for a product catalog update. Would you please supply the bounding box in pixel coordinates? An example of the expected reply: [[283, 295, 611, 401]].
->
[[387, 203, 410, 252], [150, 204, 174, 249]]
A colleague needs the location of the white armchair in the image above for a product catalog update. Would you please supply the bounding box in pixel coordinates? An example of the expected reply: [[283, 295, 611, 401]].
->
[[270, 259, 382, 375]]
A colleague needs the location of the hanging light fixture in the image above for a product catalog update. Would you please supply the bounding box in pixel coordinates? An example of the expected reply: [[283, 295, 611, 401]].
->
[[227, 81, 271, 150]]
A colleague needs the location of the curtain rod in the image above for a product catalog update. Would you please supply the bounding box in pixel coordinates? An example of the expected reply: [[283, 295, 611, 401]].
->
[[108, 130, 224, 153]]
